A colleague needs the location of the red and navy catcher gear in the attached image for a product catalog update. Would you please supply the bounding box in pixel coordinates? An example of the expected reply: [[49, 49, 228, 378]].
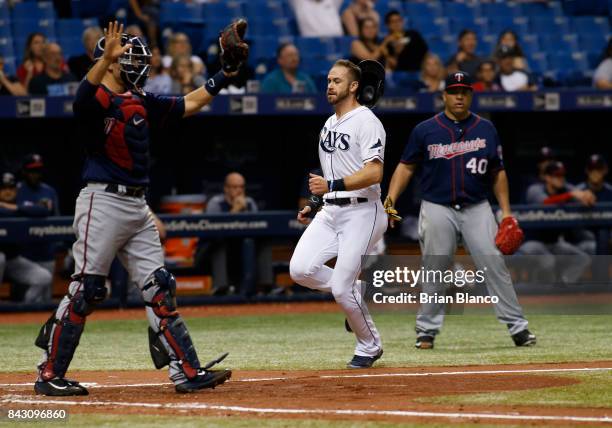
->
[[94, 33, 152, 90], [357, 60, 385, 108]]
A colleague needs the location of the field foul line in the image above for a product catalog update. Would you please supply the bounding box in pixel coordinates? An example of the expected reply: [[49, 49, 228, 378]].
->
[[1, 396, 611, 424], [1, 367, 612, 388]]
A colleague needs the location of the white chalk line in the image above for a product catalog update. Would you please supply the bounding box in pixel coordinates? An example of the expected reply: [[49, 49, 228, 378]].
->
[[1, 396, 611, 424], [1, 366, 611, 388]]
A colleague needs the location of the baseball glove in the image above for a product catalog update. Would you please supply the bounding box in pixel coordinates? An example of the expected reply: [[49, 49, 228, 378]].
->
[[219, 19, 249, 73], [495, 216, 524, 255], [384, 196, 402, 222]]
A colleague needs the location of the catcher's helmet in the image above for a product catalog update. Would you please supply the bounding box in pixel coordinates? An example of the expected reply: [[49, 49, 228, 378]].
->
[[93, 34, 152, 90], [357, 60, 385, 108]]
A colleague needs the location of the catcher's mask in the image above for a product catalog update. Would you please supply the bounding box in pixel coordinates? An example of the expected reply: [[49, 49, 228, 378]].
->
[[357, 59, 385, 108], [94, 34, 152, 90]]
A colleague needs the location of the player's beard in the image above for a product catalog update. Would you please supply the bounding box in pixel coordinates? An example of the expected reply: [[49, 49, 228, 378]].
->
[[328, 85, 350, 105]]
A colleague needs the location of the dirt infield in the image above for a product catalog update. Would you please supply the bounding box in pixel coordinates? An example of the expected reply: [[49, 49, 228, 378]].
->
[[2, 362, 612, 425]]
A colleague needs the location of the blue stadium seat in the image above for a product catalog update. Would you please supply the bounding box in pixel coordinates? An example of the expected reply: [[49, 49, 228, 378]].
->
[[2, 55, 16, 76], [249, 17, 292, 37], [427, 39, 452, 60], [517, 2, 556, 18], [57, 19, 88, 40], [587, 52, 602, 68], [477, 2, 520, 18], [160, 2, 204, 25], [548, 53, 577, 71], [0, 35, 13, 56], [539, 34, 579, 53], [244, 0, 289, 20], [301, 57, 333, 75], [449, 17, 478, 35], [251, 36, 279, 62], [0, 19, 9, 38], [580, 34, 609, 54], [529, 16, 569, 35], [334, 36, 354, 56], [483, 17, 529, 36], [444, 2, 477, 20], [413, 17, 450, 38], [0, 1, 9, 21], [404, 2, 440, 20], [12, 19, 56, 39], [295, 37, 334, 58], [202, 1, 244, 21], [530, 52, 549, 73], [59, 37, 84, 57], [571, 17, 610, 36], [521, 35, 540, 56], [374, 0, 404, 19], [12, 2, 55, 21]]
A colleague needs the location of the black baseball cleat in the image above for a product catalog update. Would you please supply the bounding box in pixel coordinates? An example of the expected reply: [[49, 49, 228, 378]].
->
[[34, 378, 89, 396], [175, 369, 232, 393], [512, 329, 537, 347], [415, 335, 435, 349], [347, 349, 383, 369]]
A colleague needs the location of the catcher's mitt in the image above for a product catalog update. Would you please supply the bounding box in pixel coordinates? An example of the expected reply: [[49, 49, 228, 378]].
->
[[384, 196, 402, 222], [495, 216, 524, 255], [219, 19, 249, 73]]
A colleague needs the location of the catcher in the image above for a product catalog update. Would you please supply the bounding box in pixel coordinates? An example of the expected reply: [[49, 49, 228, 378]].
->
[[33, 20, 248, 396], [384, 71, 535, 349]]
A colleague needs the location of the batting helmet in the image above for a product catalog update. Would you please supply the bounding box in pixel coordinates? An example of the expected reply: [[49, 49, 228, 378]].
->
[[93, 33, 152, 90], [357, 60, 385, 108]]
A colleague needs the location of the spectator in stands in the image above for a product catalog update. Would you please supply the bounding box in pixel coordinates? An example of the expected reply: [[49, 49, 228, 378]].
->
[[289, 0, 343, 37], [128, 0, 159, 48], [341, 0, 380, 37], [577, 154, 612, 202], [349, 17, 390, 67], [169, 55, 206, 95], [382, 10, 428, 72], [261, 43, 317, 94], [495, 30, 529, 71], [0, 56, 27, 96], [0, 172, 53, 303], [593, 38, 612, 90], [144, 47, 171, 94], [68, 26, 103, 81], [17, 33, 47, 89], [472, 60, 501, 92], [417, 53, 445, 92], [518, 161, 595, 284], [495, 45, 536, 92], [203, 172, 274, 295], [162, 32, 205, 77], [446, 29, 482, 77], [28, 43, 77, 96], [16, 154, 60, 274]]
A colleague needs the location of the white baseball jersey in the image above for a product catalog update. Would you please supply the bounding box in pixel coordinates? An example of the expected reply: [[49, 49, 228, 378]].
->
[[319, 105, 386, 200]]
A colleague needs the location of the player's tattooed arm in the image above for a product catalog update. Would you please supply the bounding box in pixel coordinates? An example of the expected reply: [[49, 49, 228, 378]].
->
[[492, 169, 513, 219], [308, 160, 383, 195], [86, 21, 132, 86]]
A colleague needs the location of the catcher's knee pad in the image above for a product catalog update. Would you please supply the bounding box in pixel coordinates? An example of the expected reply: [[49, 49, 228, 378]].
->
[[73, 275, 107, 316]]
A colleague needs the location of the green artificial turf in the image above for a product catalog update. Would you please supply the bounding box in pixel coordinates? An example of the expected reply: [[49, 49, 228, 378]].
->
[[1, 312, 611, 373]]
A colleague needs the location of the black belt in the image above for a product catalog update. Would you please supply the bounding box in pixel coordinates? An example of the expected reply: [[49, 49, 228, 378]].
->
[[324, 197, 368, 206], [105, 183, 146, 197]]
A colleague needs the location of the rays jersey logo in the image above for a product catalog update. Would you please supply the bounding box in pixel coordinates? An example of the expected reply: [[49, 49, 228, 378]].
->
[[319, 127, 351, 153]]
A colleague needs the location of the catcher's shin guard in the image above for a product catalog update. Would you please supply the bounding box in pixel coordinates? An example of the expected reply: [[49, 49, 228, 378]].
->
[[145, 268, 201, 379], [36, 275, 106, 380]]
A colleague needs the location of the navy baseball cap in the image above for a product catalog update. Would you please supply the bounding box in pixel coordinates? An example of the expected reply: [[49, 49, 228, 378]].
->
[[586, 154, 607, 170], [23, 153, 44, 170], [544, 161, 566, 176], [445, 71, 473, 91], [496, 44, 518, 59], [0, 172, 16, 187]]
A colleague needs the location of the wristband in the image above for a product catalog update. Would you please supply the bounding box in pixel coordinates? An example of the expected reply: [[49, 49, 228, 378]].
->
[[204, 70, 228, 96], [327, 178, 346, 192]]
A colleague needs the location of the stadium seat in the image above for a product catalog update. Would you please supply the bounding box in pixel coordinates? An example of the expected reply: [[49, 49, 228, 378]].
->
[[2, 55, 15, 76], [548, 53, 577, 71], [427, 39, 452, 60], [529, 16, 569, 35], [12, 19, 56, 39], [11, 2, 55, 21], [530, 52, 549, 73], [404, 2, 440, 20], [443, 2, 477, 20], [0, 35, 13, 56], [251, 36, 280, 62], [0, 19, 9, 38], [477, 2, 520, 19], [539, 34, 579, 53], [244, 0, 289, 20], [517, 1, 556, 18], [449, 17, 478, 36], [0, 1, 9, 21], [521, 35, 540, 57], [587, 52, 603, 69], [483, 17, 528, 36], [57, 19, 87, 39], [58, 37, 84, 57], [295, 37, 335, 59], [202, 1, 244, 22], [334, 36, 354, 57], [580, 34, 609, 56], [571, 17, 610, 36], [160, 2, 204, 25]]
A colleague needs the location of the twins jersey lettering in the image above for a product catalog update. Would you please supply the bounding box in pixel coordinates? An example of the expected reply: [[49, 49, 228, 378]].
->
[[401, 112, 504, 205], [319, 106, 386, 200]]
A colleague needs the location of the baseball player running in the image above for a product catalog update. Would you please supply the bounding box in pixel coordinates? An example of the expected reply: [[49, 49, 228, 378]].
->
[[34, 21, 248, 396], [290, 60, 387, 368], [384, 72, 535, 349]]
